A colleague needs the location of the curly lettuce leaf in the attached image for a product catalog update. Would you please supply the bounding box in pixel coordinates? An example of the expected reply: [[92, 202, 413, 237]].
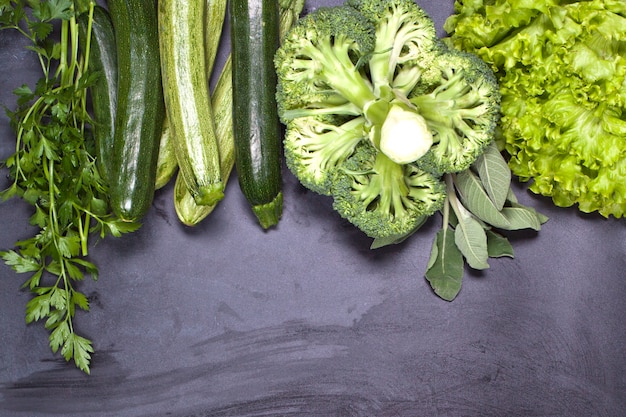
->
[[445, 0, 626, 218]]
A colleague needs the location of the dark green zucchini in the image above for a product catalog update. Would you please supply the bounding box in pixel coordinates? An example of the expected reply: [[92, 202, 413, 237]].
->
[[107, 0, 165, 222], [230, 0, 283, 229], [78, 5, 117, 182]]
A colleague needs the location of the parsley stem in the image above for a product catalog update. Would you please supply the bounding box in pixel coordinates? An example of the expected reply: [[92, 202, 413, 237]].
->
[[69, 13, 80, 88], [58, 20, 69, 84], [79, 212, 90, 256], [82, 4, 94, 74], [9, 24, 48, 75], [48, 158, 58, 235], [47, 157, 75, 341], [2, 0, 132, 373]]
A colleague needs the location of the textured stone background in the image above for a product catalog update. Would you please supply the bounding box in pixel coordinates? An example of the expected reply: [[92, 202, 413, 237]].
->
[[1, 1, 625, 416]]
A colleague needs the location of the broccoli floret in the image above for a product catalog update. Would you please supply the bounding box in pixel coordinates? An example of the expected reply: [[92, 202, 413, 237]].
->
[[347, 0, 439, 97], [331, 142, 446, 239], [275, 0, 501, 240], [283, 115, 367, 195], [275, 6, 378, 117], [410, 48, 501, 175]]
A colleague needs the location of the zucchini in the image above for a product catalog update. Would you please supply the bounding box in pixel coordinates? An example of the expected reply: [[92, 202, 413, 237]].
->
[[108, 0, 165, 222], [230, 0, 283, 229], [175, 56, 235, 226], [278, 0, 304, 42], [204, 0, 227, 77], [155, 114, 178, 190], [174, 1, 304, 226], [158, 0, 224, 206], [78, 5, 117, 182]]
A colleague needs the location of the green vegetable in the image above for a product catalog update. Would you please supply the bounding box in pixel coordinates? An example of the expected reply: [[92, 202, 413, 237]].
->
[[0, 0, 140, 373], [158, 0, 224, 206], [175, 0, 304, 226], [275, 0, 500, 239], [108, 0, 165, 222], [170, 0, 227, 224], [155, 114, 178, 190], [204, 0, 228, 76], [174, 57, 235, 225], [156, 0, 229, 194], [278, 0, 304, 41], [331, 140, 446, 239], [78, 5, 117, 181], [445, 0, 626, 218], [424, 142, 548, 300], [276, 0, 547, 301], [230, 0, 283, 229]]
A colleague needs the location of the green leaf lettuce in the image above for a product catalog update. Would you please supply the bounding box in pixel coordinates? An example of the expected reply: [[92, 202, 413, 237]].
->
[[445, 0, 626, 218]]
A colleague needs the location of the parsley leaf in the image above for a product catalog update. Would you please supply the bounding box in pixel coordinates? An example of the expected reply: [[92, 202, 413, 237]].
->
[[1, 0, 140, 374]]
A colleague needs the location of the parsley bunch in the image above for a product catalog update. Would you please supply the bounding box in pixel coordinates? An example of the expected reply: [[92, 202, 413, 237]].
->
[[0, 0, 139, 374]]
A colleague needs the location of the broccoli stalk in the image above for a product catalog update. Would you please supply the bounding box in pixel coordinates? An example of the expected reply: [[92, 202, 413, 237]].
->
[[378, 103, 433, 164], [287, 30, 375, 110]]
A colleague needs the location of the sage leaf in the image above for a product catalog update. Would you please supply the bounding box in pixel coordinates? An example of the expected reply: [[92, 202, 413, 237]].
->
[[474, 142, 511, 210], [454, 169, 511, 228], [486, 230, 515, 258], [501, 204, 544, 230], [506, 187, 519, 204], [454, 214, 489, 270], [425, 227, 464, 301], [426, 233, 439, 270]]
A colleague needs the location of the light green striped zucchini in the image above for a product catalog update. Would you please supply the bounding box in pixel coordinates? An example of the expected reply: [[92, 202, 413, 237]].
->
[[158, 0, 224, 206], [173, 0, 304, 226], [174, 57, 234, 226], [154, 115, 178, 190]]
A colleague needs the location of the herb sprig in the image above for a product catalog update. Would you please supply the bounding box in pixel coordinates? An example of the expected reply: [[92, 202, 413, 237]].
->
[[425, 143, 548, 300], [371, 142, 547, 301], [0, 0, 139, 373]]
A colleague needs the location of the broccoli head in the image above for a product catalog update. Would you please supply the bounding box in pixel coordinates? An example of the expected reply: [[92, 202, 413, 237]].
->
[[275, 6, 377, 119], [331, 141, 446, 239], [275, 0, 501, 240], [411, 48, 501, 175], [347, 0, 439, 96], [283, 115, 366, 195]]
